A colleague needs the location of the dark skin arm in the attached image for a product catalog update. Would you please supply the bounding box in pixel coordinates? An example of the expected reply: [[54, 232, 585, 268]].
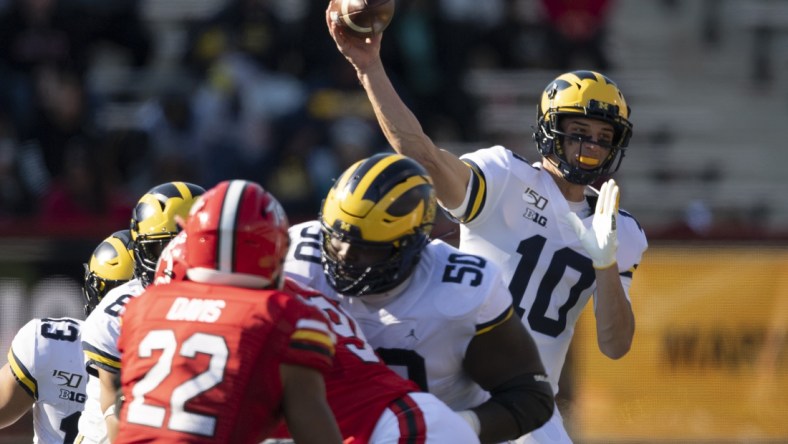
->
[[0, 363, 32, 429], [463, 313, 552, 443], [280, 364, 342, 444]]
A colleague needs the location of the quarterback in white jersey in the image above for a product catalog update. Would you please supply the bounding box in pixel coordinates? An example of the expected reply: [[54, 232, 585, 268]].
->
[[456, 145, 647, 396], [285, 153, 554, 443], [325, 21, 646, 442], [326, 17, 647, 443], [1, 317, 87, 443]]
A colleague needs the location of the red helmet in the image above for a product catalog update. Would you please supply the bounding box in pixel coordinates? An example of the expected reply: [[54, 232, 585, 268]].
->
[[184, 180, 290, 289], [153, 231, 189, 286]]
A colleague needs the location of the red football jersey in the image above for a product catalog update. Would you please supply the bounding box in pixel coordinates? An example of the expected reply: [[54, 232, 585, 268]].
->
[[115, 280, 335, 444], [282, 279, 419, 442]]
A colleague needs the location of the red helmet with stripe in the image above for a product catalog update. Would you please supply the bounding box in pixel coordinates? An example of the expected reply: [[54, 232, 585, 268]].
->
[[183, 180, 290, 289]]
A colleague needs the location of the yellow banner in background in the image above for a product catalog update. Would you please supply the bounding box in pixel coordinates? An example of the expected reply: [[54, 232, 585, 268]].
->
[[571, 246, 788, 442]]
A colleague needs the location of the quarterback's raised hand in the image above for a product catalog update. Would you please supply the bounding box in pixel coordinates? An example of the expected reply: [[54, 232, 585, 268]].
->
[[565, 179, 620, 269], [325, 2, 382, 72]]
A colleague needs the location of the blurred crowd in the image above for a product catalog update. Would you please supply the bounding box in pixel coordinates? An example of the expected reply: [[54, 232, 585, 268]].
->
[[0, 0, 616, 235]]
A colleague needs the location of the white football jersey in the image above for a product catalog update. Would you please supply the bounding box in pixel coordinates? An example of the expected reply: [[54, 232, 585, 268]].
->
[[77, 278, 144, 444], [285, 220, 513, 411], [453, 146, 648, 395], [7, 317, 87, 443]]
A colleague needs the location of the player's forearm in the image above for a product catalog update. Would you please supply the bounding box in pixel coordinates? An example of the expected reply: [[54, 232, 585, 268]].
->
[[594, 268, 635, 359], [357, 61, 436, 161], [471, 401, 522, 443], [0, 364, 32, 428], [98, 368, 121, 442], [98, 370, 117, 413], [0, 393, 30, 429], [467, 373, 554, 442], [281, 364, 342, 444], [105, 413, 119, 443], [0, 407, 28, 429], [356, 61, 470, 207]]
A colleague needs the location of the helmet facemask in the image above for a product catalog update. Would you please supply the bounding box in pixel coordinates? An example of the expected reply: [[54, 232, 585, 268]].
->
[[132, 233, 177, 288], [320, 222, 428, 297], [129, 182, 205, 288], [82, 230, 135, 315], [82, 266, 128, 316], [318, 153, 437, 297], [538, 115, 628, 185], [534, 71, 633, 185]]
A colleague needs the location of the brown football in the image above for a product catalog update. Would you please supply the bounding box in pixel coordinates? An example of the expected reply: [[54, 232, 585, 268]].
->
[[329, 0, 396, 38]]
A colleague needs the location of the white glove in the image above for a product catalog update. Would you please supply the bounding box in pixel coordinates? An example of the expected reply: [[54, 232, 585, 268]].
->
[[564, 179, 619, 269]]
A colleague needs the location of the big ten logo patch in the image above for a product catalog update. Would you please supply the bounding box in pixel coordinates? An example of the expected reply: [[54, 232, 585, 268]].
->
[[522, 188, 548, 210], [522, 188, 548, 227], [524, 208, 547, 227], [54, 370, 86, 403]]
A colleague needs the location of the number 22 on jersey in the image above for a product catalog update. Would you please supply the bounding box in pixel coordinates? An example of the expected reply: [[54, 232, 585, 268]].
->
[[126, 330, 228, 437]]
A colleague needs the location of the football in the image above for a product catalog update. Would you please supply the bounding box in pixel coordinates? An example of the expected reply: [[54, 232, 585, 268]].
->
[[329, 0, 396, 38]]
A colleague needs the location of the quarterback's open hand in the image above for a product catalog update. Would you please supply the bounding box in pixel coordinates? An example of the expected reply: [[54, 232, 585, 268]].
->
[[564, 179, 619, 269]]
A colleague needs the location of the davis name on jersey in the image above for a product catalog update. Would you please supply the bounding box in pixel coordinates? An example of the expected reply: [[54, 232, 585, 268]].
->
[[285, 220, 513, 411], [456, 145, 648, 394], [116, 280, 335, 443], [8, 317, 87, 443]]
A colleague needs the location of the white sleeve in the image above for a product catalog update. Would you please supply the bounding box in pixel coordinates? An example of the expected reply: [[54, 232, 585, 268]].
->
[[8, 318, 41, 398], [9, 318, 38, 368], [80, 282, 142, 373], [443, 177, 474, 221], [475, 268, 515, 327], [446, 145, 515, 224]]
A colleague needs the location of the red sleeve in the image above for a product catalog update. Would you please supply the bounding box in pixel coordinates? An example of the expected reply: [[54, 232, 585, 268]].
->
[[280, 298, 335, 373]]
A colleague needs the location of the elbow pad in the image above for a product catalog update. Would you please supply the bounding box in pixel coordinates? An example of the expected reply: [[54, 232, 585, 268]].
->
[[487, 373, 555, 436]]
